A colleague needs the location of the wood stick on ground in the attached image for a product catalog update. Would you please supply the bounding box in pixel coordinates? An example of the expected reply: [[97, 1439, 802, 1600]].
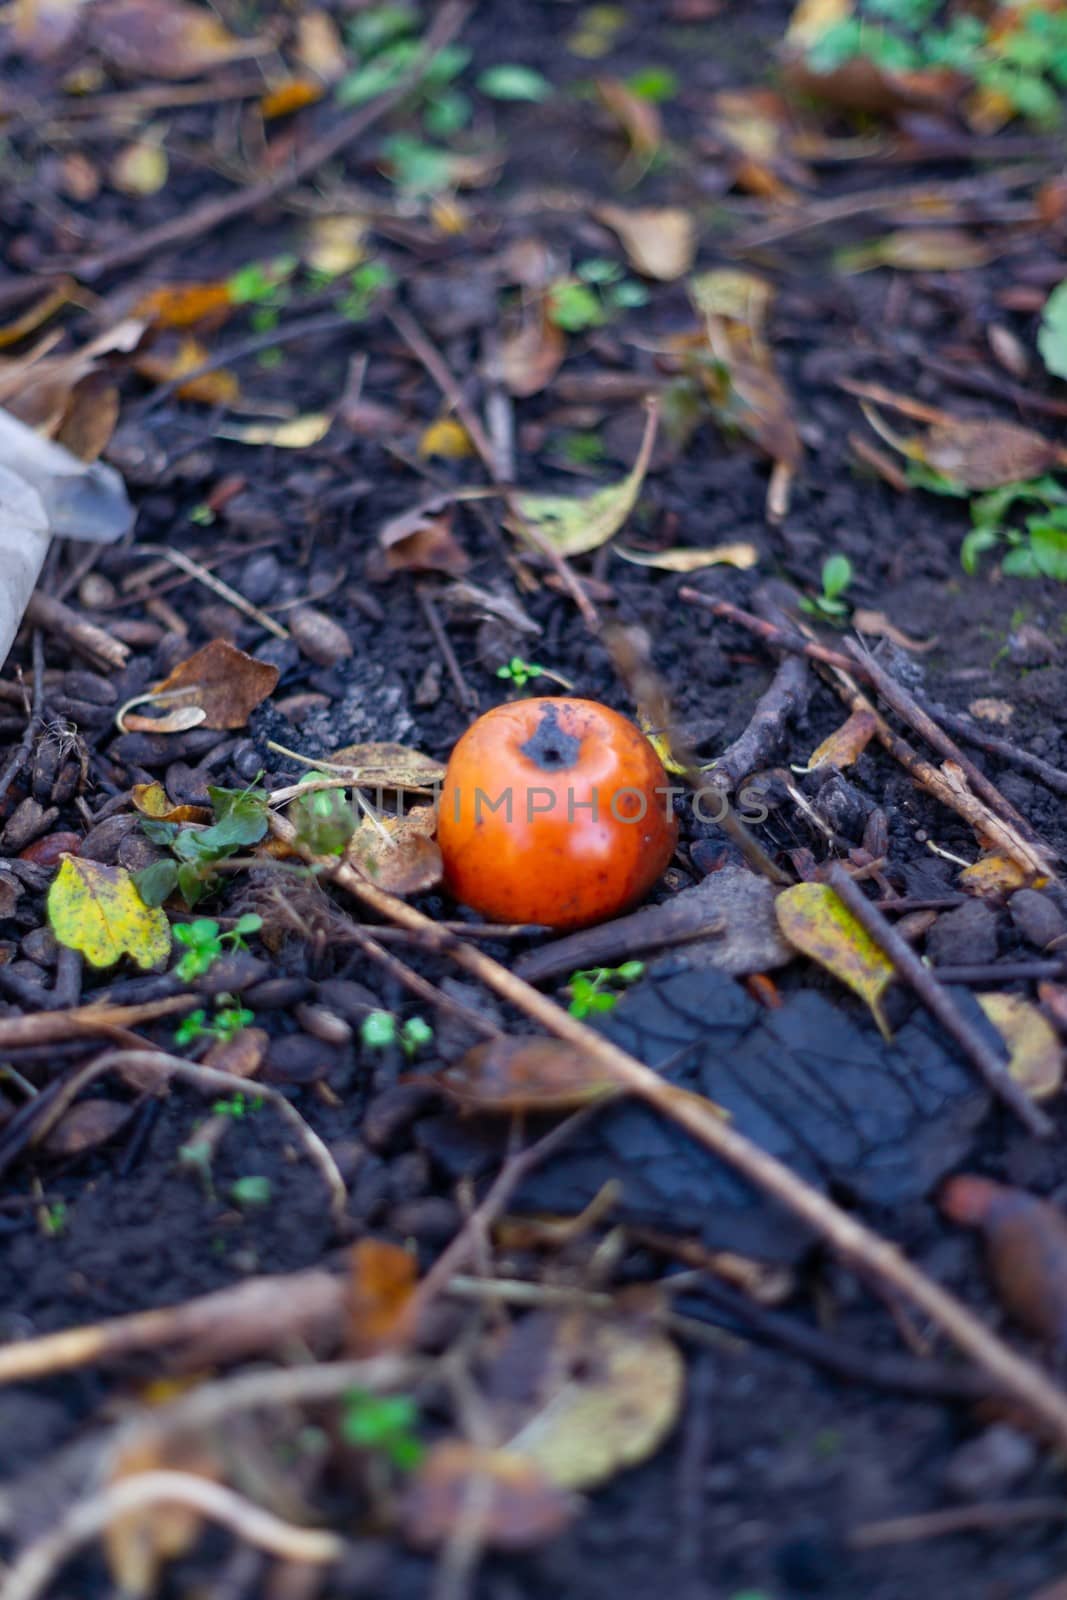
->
[[709, 648, 813, 790], [387, 303, 600, 631], [843, 637, 1056, 864], [826, 864, 1052, 1138], [0, 1269, 346, 1385], [0, 994, 194, 1051], [1, 1470, 344, 1600], [265, 810, 1067, 1451], [133, 547, 289, 640], [681, 590, 1055, 881], [916, 699, 1067, 800], [848, 1498, 1067, 1550], [23, 1049, 348, 1221], [72, 1, 472, 282], [24, 590, 128, 671]]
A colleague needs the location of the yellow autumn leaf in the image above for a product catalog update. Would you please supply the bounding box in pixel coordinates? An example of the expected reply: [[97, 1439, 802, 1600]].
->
[[977, 993, 1063, 1101], [958, 854, 1033, 897], [803, 709, 878, 772], [418, 416, 474, 460], [614, 541, 758, 573], [215, 413, 332, 447], [775, 881, 894, 1038], [47, 856, 171, 970], [512, 402, 657, 556]]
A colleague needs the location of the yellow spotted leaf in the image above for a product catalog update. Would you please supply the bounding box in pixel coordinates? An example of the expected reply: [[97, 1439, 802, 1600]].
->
[[47, 856, 171, 970], [775, 881, 894, 1038], [512, 402, 656, 556], [959, 854, 1033, 897], [978, 993, 1063, 1101], [503, 1312, 683, 1491]]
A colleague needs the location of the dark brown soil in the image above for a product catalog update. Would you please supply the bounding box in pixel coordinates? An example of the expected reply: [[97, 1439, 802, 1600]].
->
[[2, 2, 1067, 1597]]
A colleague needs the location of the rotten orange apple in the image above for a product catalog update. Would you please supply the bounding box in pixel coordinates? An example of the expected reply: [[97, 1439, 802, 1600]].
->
[[437, 697, 677, 930]]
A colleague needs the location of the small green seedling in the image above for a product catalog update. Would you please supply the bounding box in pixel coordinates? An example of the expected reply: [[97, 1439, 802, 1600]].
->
[[958, 477, 1067, 581], [41, 1200, 68, 1238], [188, 502, 215, 526], [173, 914, 263, 981], [175, 1004, 254, 1048], [342, 1389, 424, 1471], [361, 1011, 434, 1058], [567, 961, 645, 1018], [799, 553, 853, 620], [230, 1175, 273, 1209], [135, 782, 270, 909], [212, 1093, 265, 1117], [547, 258, 649, 333], [290, 772, 357, 857], [495, 656, 576, 693]]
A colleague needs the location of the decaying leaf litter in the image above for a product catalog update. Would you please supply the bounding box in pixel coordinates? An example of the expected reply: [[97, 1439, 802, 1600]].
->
[[3, 0, 1067, 1595]]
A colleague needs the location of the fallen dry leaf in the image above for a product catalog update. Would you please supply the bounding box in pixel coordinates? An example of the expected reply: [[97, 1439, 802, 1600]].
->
[[87, 0, 271, 79], [838, 229, 993, 274], [864, 408, 1067, 490], [597, 204, 697, 282], [104, 1431, 221, 1596], [133, 282, 233, 329], [776, 880, 894, 1037], [111, 137, 169, 196], [152, 640, 278, 731], [376, 498, 471, 578], [131, 783, 211, 825], [0, 279, 75, 348], [804, 708, 878, 772], [595, 77, 663, 163], [710, 86, 810, 199], [402, 1442, 576, 1550], [958, 854, 1032, 898], [215, 413, 332, 448], [978, 993, 1063, 1101], [499, 304, 567, 398], [121, 704, 208, 735], [688, 269, 801, 519], [852, 609, 938, 652], [305, 213, 368, 275], [427, 1035, 622, 1114], [346, 1238, 417, 1355], [512, 401, 657, 556], [346, 806, 443, 896], [968, 698, 1014, 726], [418, 416, 474, 460], [327, 742, 445, 792], [497, 1310, 684, 1491], [134, 336, 240, 406], [613, 541, 758, 572], [54, 376, 121, 463]]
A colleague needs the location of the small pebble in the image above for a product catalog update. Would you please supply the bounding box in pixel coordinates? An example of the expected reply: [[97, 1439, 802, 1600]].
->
[[1010, 888, 1067, 952], [362, 1083, 436, 1153], [944, 1424, 1036, 1501], [926, 899, 999, 968]]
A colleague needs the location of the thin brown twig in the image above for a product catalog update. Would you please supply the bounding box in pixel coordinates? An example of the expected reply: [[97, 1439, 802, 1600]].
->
[[71, 1, 472, 281], [408, 1107, 602, 1335], [266, 809, 1067, 1450], [338, 921, 502, 1042], [387, 304, 600, 631], [848, 1497, 1067, 1550], [682, 589, 1055, 881], [417, 585, 479, 713], [1, 1471, 344, 1600], [826, 864, 1052, 1137], [843, 637, 1056, 865]]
